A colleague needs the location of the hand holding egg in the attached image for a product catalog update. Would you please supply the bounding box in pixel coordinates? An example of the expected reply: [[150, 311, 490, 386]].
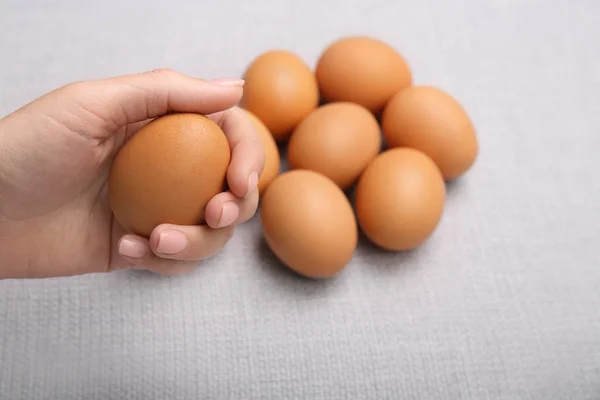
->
[[0, 69, 266, 279], [108, 76, 266, 274]]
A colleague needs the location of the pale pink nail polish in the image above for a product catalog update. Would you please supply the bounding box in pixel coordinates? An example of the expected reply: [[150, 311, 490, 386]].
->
[[210, 78, 245, 87], [156, 230, 188, 255], [246, 171, 259, 197], [119, 238, 147, 259], [218, 202, 240, 228]]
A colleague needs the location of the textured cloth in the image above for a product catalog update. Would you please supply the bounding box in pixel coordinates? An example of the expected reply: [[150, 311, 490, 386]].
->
[[1, 0, 600, 399]]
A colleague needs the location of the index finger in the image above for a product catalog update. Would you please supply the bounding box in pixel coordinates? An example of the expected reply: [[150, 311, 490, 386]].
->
[[60, 69, 245, 137], [209, 106, 266, 198]]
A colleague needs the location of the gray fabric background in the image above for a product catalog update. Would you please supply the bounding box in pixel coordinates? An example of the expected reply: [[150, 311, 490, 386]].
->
[[1, 0, 599, 399]]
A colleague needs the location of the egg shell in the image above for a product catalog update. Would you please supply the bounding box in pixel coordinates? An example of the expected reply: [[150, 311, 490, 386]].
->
[[241, 50, 319, 141], [108, 113, 230, 237], [260, 170, 357, 279], [355, 148, 445, 251], [381, 85, 478, 181], [287, 102, 381, 190], [316, 36, 412, 114], [243, 109, 281, 196]]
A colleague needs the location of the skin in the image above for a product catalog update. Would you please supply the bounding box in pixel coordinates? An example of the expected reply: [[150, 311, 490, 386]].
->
[[0, 69, 265, 279]]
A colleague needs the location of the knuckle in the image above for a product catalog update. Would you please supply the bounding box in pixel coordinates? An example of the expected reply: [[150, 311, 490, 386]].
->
[[148, 68, 178, 79]]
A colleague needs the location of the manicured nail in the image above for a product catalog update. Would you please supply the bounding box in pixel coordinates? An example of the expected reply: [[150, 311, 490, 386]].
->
[[210, 78, 245, 87], [218, 202, 240, 228], [246, 171, 259, 197], [156, 230, 188, 255], [119, 237, 147, 259]]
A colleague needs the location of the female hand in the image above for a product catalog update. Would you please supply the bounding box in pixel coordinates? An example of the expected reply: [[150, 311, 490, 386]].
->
[[0, 69, 265, 279]]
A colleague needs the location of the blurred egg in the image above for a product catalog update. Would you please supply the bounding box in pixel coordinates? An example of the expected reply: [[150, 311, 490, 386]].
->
[[355, 148, 445, 251], [243, 109, 281, 195], [261, 170, 357, 279], [381, 86, 478, 180], [241, 50, 319, 141], [287, 102, 381, 190], [316, 36, 412, 114], [108, 113, 230, 237]]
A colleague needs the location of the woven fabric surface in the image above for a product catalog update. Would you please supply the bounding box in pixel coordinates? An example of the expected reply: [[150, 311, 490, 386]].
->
[[1, 0, 599, 399]]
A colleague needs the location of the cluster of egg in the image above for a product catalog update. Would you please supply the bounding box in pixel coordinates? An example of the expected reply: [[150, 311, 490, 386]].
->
[[243, 36, 478, 279]]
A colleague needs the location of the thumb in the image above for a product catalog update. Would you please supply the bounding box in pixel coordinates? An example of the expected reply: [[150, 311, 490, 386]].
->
[[59, 68, 245, 136]]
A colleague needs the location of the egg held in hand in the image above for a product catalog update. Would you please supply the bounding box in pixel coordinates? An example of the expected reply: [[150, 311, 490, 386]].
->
[[108, 113, 230, 237], [355, 148, 446, 251], [260, 170, 358, 279]]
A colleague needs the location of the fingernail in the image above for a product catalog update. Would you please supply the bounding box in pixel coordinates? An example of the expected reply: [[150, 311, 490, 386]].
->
[[119, 238, 147, 259], [217, 202, 240, 228], [156, 230, 188, 255], [210, 78, 245, 87], [246, 171, 259, 197]]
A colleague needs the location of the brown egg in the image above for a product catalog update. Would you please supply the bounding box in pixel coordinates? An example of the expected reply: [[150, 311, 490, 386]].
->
[[287, 102, 381, 190], [241, 50, 319, 141], [108, 113, 230, 237], [355, 148, 445, 251], [316, 36, 412, 114], [381, 86, 478, 180], [261, 170, 357, 279], [243, 109, 281, 195]]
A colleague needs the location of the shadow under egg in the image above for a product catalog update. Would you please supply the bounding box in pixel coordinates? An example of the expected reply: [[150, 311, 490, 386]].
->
[[255, 236, 342, 294], [355, 227, 428, 273]]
